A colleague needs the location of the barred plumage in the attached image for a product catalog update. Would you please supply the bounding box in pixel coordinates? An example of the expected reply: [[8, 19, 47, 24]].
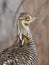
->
[[0, 12, 38, 65], [0, 41, 38, 65]]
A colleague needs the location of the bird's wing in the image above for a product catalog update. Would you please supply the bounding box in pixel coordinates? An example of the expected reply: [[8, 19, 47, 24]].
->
[[0, 40, 38, 65]]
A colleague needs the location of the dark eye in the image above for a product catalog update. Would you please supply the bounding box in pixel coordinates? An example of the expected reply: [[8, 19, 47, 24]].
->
[[25, 17, 28, 19], [25, 17, 30, 21]]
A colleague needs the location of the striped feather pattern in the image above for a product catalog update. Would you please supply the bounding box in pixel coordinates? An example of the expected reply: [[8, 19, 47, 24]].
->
[[0, 40, 38, 65]]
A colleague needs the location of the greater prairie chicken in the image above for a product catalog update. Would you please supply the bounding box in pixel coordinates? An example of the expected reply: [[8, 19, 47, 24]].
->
[[0, 12, 38, 65]]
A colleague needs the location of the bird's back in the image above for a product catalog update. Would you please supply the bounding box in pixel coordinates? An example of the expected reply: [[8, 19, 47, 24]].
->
[[0, 39, 38, 65]]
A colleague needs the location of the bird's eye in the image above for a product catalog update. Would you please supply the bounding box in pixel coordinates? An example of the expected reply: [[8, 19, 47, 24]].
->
[[25, 17, 28, 20], [25, 17, 30, 21]]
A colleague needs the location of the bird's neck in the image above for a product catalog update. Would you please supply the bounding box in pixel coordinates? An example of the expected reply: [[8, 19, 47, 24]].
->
[[20, 20, 27, 29], [19, 21, 33, 39], [18, 22, 34, 43]]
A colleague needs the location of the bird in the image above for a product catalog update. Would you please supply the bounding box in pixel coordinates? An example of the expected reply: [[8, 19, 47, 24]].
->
[[0, 12, 38, 65]]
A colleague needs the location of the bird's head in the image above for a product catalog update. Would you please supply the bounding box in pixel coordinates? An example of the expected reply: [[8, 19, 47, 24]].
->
[[19, 12, 37, 29]]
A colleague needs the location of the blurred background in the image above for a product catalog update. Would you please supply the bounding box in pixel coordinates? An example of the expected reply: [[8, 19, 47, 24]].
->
[[0, 0, 49, 65]]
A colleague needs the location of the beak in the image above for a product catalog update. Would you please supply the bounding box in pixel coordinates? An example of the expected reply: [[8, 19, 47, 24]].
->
[[30, 17, 37, 23]]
